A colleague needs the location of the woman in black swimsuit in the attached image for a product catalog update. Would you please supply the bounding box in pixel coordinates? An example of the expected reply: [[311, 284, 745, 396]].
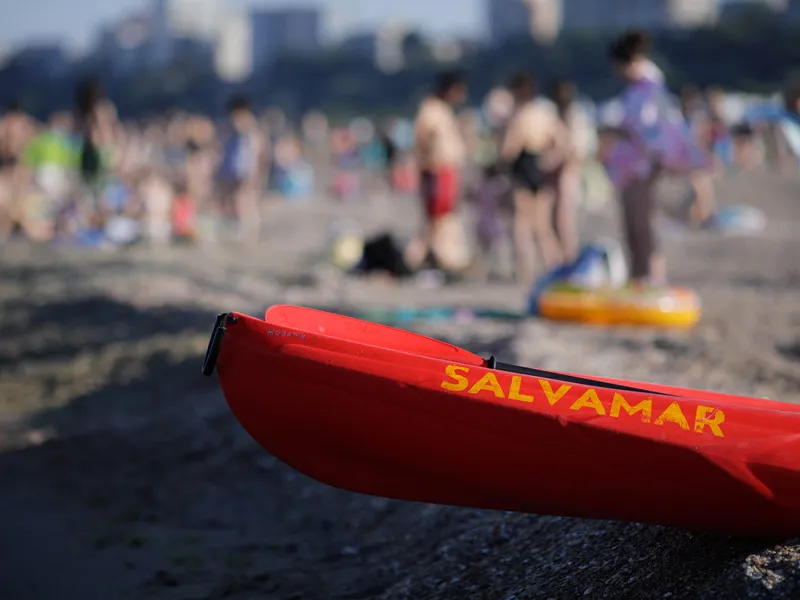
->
[[501, 73, 570, 286]]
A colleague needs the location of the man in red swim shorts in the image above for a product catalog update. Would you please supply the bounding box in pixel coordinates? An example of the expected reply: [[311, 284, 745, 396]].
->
[[419, 167, 459, 218], [411, 72, 470, 271]]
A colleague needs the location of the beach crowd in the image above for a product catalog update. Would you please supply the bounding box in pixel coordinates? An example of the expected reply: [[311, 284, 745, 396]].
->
[[1, 29, 798, 288]]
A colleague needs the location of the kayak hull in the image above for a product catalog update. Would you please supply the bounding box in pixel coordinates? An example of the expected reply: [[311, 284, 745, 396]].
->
[[210, 306, 800, 537]]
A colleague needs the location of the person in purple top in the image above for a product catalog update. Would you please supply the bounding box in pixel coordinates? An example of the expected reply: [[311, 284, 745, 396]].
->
[[601, 30, 713, 287]]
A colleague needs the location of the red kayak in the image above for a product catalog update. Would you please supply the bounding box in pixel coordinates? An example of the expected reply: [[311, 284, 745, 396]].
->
[[203, 305, 800, 537]]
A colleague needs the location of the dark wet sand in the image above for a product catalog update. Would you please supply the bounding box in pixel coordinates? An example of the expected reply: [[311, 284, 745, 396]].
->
[[0, 169, 798, 599]]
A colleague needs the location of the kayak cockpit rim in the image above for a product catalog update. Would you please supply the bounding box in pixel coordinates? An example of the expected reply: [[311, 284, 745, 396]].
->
[[487, 357, 679, 398]]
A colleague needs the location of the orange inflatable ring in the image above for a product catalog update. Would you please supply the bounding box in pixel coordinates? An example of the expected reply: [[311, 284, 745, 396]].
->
[[538, 285, 701, 328]]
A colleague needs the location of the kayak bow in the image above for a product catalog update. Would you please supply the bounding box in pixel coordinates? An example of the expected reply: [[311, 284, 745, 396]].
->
[[204, 305, 800, 537]]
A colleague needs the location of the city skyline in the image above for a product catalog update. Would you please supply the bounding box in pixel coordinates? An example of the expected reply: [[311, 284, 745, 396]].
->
[[0, 0, 486, 50]]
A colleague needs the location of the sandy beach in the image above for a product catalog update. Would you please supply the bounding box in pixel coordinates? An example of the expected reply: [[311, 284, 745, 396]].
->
[[0, 169, 798, 599]]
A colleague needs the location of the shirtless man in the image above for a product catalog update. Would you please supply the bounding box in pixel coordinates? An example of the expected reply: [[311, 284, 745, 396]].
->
[[0, 100, 37, 237], [411, 71, 470, 273], [501, 73, 571, 287], [216, 96, 266, 243]]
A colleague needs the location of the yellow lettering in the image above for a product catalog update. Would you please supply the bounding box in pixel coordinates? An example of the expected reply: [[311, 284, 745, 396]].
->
[[468, 373, 505, 398], [508, 376, 534, 403], [570, 389, 606, 415], [694, 405, 725, 438], [443, 368, 729, 438], [538, 380, 571, 406], [654, 401, 690, 430], [441, 365, 470, 391], [609, 393, 652, 423]]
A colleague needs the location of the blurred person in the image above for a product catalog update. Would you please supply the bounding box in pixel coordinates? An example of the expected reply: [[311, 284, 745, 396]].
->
[[758, 83, 800, 172], [164, 114, 188, 174], [24, 111, 76, 200], [730, 123, 759, 169], [142, 119, 168, 166], [117, 122, 152, 179], [263, 108, 288, 140], [785, 84, 800, 120], [378, 121, 398, 191], [299, 111, 329, 193], [257, 115, 273, 195], [675, 84, 719, 226], [216, 96, 265, 242], [0, 100, 37, 237], [776, 83, 800, 167], [684, 87, 731, 223], [704, 87, 731, 153], [412, 70, 471, 273], [330, 126, 362, 201], [679, 84, 705, 132], [138, 166, 173, 245], [274, 135, 314, 199], [185, 115, 217, 210], [172, 180, 197, 242], [457, 109, 484, 188], [353, 117, 386, 198], [74, 79, 121, 221], [548, 78, 591, 263], [698, 87, 734, 168], [686, 167, 717, 227], [473, 162, 513, 280], [602, 31, 716, 286], [500, 72, 571, 287]]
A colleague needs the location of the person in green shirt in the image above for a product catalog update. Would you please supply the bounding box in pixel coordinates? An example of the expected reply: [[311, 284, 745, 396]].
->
[[23, 111, 78, 202]]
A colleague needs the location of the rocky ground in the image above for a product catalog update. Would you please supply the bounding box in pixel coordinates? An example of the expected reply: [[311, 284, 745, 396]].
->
[[0, 169, 798, 599]]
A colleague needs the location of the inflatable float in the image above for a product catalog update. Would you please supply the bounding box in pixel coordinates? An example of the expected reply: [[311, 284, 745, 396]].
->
[[538, 284, 701, 328], [528, 240, 699, 328], [528, 240, 628, 315], [203, 305, 800, 537]]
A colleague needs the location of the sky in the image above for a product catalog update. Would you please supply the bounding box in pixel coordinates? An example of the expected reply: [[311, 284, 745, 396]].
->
[[0, 0, 485, 51]]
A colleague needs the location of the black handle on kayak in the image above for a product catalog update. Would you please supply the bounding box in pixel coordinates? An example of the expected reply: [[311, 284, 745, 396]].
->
[[485, 356, 676, 397], [202, 313, 237, 377]]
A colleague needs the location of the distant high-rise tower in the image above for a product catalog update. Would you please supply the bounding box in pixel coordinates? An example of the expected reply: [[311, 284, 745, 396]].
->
[[153, 0, 222, 39], [488, 0, 533, 46], [215, 11, 253, 82], [664, 0, 718, 28], [526, 0, 562, 43], [488, 0, 561, 45], [787, 0, 800, 22], [148, 0, 222, 66], [250, 7, 322, 71]]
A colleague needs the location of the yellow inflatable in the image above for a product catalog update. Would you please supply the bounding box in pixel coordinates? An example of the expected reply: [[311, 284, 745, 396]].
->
[[539, 285, 701, 328]]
